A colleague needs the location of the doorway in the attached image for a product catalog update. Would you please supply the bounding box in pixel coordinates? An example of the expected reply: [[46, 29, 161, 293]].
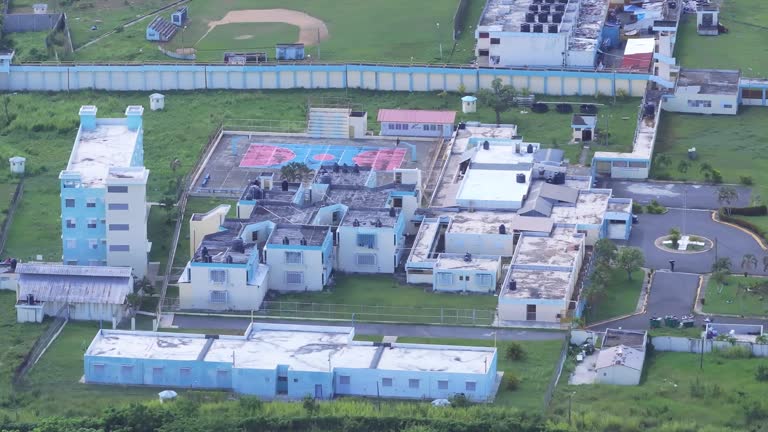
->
[[582, 129, 593, 141]]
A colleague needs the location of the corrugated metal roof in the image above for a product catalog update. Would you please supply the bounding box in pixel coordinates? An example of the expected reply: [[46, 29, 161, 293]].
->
[[518, 198, 553, 218], [18, 273, 131, 304], [377, 109, 456, 124], [508, 215, 554, 233], [595, 345, 645, 371], [17, 263, 132, 278], [540, 183, 579, 204]]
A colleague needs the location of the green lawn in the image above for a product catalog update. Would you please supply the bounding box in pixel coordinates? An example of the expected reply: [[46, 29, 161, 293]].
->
[[75, 0, 485, 63], [648, 326, 703, 338], [196, 23, 299, 54], [65, 0, 172, 49], [703, 275, 768, 317], [5, 32, 50, 62], [585, 269, 644, 324], [675, 1, 768, 76], [652, 109, 768, 200], [10, 321, 162, 421], [552, 351, 768, 430], [269, 275, 497, 325]]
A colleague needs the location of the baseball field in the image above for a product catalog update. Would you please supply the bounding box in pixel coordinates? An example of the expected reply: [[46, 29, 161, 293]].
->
[[71, 0, 485, 63]]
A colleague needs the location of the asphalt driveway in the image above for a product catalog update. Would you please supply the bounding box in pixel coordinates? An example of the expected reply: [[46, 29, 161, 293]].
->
[[603, 180, 751, 210], [619, 209, 766, 274]]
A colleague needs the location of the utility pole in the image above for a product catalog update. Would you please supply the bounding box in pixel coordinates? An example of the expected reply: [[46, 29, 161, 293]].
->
[[699, 337, 704, 369], [714, 237, 718, 261], [436, 22, 443, 61]]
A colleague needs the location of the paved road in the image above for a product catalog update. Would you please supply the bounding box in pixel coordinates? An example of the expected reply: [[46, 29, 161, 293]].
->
[[603, 180, 751, 210], [172, 315, 566, 341], [590, 271, 768, 331], [617, 209, 766, 274]]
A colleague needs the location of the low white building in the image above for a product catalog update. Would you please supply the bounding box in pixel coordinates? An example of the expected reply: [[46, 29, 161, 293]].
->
[[15, 263, 131, 323], [595, 329, 647, 386], [433, 253, 500, 294], [662, 69, 740, 115]]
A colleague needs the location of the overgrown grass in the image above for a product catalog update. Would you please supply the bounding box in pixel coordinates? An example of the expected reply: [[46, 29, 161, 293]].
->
[[552, 351, 768, 430], [703, 275, 768, 317], [65, 0, 172, 49], [5, 32, 50, 62], [652, 109, 768, 201], [675, 1, 768, 75], [649, 327, 703, 338], [0, 291, 47, 410]]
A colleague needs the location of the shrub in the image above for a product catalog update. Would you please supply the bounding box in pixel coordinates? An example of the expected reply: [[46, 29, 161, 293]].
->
[[632, 202, 644, 214], [725, 205, 767, 217], [710, 169, 723, 184], [654, 172, 672, 181], [715, 345, 753, 359], [740, 175, 754, 186], [531, 103, 549, 113], [718, 209, 766, 239], [646, 200, 667, 214], [449, 393, 471, 408], [505, 342, 527, 361], [505, 373, 521, 391], [756, 365, 768, 382]]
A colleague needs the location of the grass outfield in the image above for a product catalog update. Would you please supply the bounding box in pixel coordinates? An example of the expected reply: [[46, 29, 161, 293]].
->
[[195, 22, 299, 56], [703, 275, 768, 317], [675, 0, 768, 75], [552, 351, 768, 430], [585, 269, 643, 324], [651, 109, 768, 200], [74, 0, 485, 63], [0, 90, 636, 262]]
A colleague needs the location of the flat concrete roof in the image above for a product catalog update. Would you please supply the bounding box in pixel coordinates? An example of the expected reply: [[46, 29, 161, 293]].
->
[[607, 200, 632, 213], [67, 122, 140, 187], [504, 269, 571, 300], [471, 144, 537, 166], [678, 68, 740, 96], [550, 191, 610, 225], [514, 235, 581, 268], [456, 169, 532, 206], [435, 254, 500, 272], [377, 344, 495, 374], [86, 332, 208, 361], [448, 211, 515, 235], [269, 225, 329, 246], [341, 208, 399, 228]]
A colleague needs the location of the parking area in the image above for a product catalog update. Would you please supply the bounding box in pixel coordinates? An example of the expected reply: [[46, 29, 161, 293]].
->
[[603, 180, 751, 210]]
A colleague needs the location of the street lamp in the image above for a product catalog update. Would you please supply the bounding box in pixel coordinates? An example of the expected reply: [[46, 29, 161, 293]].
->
[[436, 22, 443, 61]]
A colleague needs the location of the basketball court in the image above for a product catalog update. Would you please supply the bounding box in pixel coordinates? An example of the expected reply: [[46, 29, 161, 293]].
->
[[238, 143, 407, 171]]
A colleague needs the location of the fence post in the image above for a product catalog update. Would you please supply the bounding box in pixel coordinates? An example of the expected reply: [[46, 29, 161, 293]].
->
[[440, 308, 444, 324]]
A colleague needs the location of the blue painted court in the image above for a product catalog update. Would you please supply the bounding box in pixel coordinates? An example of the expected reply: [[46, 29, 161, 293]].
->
[[238, 142, 406, 171]]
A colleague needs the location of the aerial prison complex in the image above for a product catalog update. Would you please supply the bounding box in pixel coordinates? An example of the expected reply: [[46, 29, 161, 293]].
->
[[177, 103, 633, 325]]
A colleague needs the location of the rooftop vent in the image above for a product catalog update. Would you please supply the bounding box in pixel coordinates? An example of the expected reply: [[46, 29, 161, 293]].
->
[[353, 164, 360, 174], [225, 255, 234, 264], [499, 224, 506, 234], [201, 246, 209, 257], [281, 180, 289, 191], [232, 238, 245, 253], [483, 140, 490, 150], [353, 219, 360, 227], [509, 279, 517, 291], [389, 207, 396, 217], [516, 173, 526, 183], [282, 236, 290, 245], [464, 252, 472, 262], [374, 218, 383, 228], [300, 238, 308, 246], [527, 143, 534, 153]]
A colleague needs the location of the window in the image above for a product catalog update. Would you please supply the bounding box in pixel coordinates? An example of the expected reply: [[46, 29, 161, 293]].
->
[[393, 197, 402, 208], [478, 49, 489, 56], [479, 32, 489, 38], [65, 239, 77, 249], [388, 124, 395, 130], [356, 253, 376, 266], [490, 37, 500, 44], [357, 233, 376, 249], [723, 104, 733, 109], [65, 198, 75, 208], [382, 378, 393, 387], [438, 272, 453, 285], [285, 251, 303, 264], [92, 363, 105, 377], [477, 274, 493, 287], [108, 203, 129, 210], [87, 218, 97, 229], [459, 275, 464, 281], [179, 367, 191, 379], [686, 99, 712, 108], [465, 381, 477, 392], [465, 275, 470, 282], [88, 239, 98, 250], [120, 365, 133, 380], [408, 379, 420, 389], [526, 304, 537, 321], [251, 231, 258, 242], [339, 375, 351, 385], [209, 269, 227, 284], [109, 244, 130, 252], [438, 380, 449, 390], [152, 367, 163, 382], [66, 219, 76, 229], [107, 186, 128, 193], [109, 224, 129, 231], [209, 290, 228, 304], [286, 271, 303, 285], [402, 124, 409, 131]]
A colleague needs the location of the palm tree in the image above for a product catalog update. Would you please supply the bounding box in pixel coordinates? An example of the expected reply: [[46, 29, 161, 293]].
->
[[742, 254, 758, 275], [711, 257, 732, 274], [668, 227, 681, 249], [280, 162, 313, 183], [170, 158, 181, 172], [717, 186, 739, 216]]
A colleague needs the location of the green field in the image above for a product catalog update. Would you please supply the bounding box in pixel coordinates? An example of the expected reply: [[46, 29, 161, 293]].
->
[[196, 23, 299, 55], [585, 269, 643, 324], [703, 275, 768, 317], [74, 0, 485, 63], [552, 351, 768, 431], [651, 109, 768, 200], [675, 0, 768, 76], [5, 32, 51, 62], [65, 0, 172, 49]]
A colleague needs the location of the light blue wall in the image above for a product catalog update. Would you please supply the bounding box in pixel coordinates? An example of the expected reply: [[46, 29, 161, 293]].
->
[[60, 185, 106, 264]]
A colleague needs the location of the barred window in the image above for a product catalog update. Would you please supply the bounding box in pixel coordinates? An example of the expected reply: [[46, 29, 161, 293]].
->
[[285, 251, 303, 264], [209, 290, 228, 304], [286, 271, 303, 284], [357, 233, 376, 249], [356, 253, 376, 266], [209, 269, 227, 284], [477, 274, 493, 287], [438, 380, 449, 390]]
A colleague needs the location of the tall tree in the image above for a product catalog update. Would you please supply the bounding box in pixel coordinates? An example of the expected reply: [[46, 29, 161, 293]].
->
[[616, 247, 644, 281], [711, 257, 732, 273], [717, 186, 739, 215], [742, 253, 758, 273], [668, 227, 681, 249], [593, 238, 617, 265], [280, 162, 313, 183], [476, 78, 516, 125]]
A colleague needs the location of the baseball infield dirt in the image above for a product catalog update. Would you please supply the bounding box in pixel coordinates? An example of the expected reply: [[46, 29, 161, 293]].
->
[[200, 9, 329, 46]]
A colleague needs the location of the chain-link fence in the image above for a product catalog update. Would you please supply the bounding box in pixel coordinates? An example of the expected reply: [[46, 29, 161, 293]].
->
[[13, 304, 69, 387]]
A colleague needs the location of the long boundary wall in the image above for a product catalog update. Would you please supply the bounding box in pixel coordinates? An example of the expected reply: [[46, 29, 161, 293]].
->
[[0, 64, 649, 96]]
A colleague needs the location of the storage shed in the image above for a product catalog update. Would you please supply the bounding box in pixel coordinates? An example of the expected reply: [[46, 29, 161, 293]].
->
[[594, 329, 647, 386], [15, 263, 132, 323], [150, 93, 165, 111], [571, 114, 596, 142]]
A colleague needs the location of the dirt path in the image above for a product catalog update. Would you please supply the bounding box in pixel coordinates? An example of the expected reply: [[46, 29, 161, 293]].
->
[[198, 8, 329, 46]]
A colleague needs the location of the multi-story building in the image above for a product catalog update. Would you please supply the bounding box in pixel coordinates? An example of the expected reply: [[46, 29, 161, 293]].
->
[[59, 105, 150, 278]]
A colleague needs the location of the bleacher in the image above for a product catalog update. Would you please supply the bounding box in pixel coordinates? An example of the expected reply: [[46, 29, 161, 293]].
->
[[307, 108, 351, 139], [147, 16, 178, 42]]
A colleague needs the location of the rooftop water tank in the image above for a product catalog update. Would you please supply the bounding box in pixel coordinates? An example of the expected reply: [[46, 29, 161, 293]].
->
[[516, 173, 526, 183]]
